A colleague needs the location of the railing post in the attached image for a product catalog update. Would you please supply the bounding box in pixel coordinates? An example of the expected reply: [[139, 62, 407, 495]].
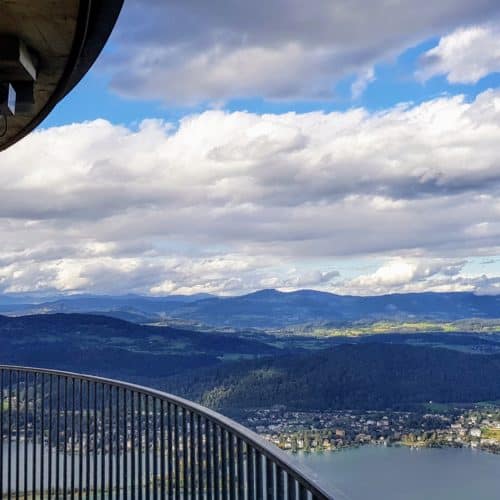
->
[[197, 414, 203, 498], [100, 383, 106, 500], [24, 372, 29, 497], [246, 445, 255, 500], [94, 381, 99, 500], [205, 419, 213, 500], [255, 451, 263, 500], [174, 405, 180, 500], [160, 399, 166, 500], [131, 390, 137, 499], [190, 411, 195, 499], [33, 372, 38, 500], [167, 402, 174, 499], [266, 456, 274, 498]]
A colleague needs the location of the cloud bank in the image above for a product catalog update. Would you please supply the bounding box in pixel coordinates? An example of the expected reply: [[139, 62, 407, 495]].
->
[[1, 90, 500, 294], [104, 0, 500, 104]]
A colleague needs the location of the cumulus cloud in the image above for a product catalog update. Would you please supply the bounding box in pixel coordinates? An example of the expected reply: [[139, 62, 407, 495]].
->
[[341, 257, 500, 296], [418, 23, 500, 84], [344, 258, 466, 294], [2, 90, 500, 294], [104, 0, 500, 104]]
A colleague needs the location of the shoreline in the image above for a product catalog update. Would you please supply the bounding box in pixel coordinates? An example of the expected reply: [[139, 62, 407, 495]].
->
[[284, 440, 500, 456]]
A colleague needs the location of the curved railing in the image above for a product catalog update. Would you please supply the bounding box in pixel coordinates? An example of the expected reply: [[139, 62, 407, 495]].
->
[[0, 365, 332, 499]]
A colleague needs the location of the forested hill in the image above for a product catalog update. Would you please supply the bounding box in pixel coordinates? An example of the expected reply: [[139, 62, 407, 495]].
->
[[163, 343, 500, 412], [0, 313, 277, 380]]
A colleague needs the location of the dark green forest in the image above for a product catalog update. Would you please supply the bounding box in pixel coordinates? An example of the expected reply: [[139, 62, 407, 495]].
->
[[1, 313, 499, 413], [162, 343, 500, 411]]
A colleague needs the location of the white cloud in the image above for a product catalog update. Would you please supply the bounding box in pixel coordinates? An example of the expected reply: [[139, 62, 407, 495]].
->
[[351, 68, 375, 99], [341, 257, 500, 296], [418, 23, 500, 84], [2, 90, 500, 294], [344, 258, 467, 295], [104, 0, 500, 104]]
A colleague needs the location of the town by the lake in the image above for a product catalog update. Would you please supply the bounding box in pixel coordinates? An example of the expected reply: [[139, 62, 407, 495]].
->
[[242, 405, 500, 455]]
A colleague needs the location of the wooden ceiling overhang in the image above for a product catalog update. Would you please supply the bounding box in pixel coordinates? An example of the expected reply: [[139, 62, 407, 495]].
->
[[0, 0, 124, 151]]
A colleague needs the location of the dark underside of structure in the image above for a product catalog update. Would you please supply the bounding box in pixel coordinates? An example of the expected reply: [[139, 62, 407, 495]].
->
[[0, 0, 124, 151]]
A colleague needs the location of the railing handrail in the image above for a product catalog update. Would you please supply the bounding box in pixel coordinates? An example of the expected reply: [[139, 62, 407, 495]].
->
[[0, 364, 333, 499]]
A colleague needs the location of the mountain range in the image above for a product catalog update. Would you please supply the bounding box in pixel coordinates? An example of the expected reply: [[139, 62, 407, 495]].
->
[[1, 289, 499, 329]]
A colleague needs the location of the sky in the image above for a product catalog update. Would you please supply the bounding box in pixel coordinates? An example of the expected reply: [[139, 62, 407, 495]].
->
[[2, 0, 500, 297]]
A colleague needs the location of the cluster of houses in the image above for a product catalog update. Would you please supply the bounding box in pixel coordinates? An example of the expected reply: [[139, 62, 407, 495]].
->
[[242, 406, 500, 454]]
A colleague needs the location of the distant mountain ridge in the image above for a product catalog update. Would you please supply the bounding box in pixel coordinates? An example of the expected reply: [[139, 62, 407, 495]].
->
[[0, 289, 499, 329]]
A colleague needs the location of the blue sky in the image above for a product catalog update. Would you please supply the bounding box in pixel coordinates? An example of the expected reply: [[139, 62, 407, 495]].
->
[[45, 37, 500, 128], [2, 0, 500, 296]]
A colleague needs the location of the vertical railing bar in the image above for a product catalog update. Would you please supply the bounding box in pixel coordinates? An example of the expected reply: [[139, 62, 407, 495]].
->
[[33, 372, 38, 500], [71, 377, 75, 500], [190, 411, 196, 499], [160, 399, 166, 500], [153, 397, 158, 500], [228, 433, 236, 500], [237, 438, 245, 500], [167, 402, 173, 500], [123, 388, 128, 500], [40, 374, 45, 500], [221, 428, 228, 500], [55, 376, 60, 499], [287, 476, 297, 500], [79, 379, 84, 499], [145, 394, 151, 500], [213, 425, 219, 500], [266, 457, 274, 499], [174, 405, 180, 500], [276, 466, 284, 500], [205, 419, 212, 500], [182, 408, 188, 500], [93, 381, 98, 500], [247, 446, 254, 500], [63, 377, 68, 496], [255, 451, 262, 500], [24, 372, 29, 498], [116, 387, 121, 500], [16, 370, 20, 500], [7, 370, 11, 498], [32, 377, 37, 498], [197, 414, 203, 500], [131, 391, 136, 499], [138, 393, 143, 500], [101, 383, 106, 500], [109, 384, 114, 500], [86, 380, 91, 498], [6, 369, 11, 499], [298, 483, 308, 500]]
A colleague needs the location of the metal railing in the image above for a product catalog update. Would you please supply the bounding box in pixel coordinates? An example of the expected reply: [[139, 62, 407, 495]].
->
[[0, 366, 332, 499]]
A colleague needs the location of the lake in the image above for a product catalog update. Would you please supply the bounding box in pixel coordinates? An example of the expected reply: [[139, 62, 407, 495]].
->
[[292, 446, 500, 500]]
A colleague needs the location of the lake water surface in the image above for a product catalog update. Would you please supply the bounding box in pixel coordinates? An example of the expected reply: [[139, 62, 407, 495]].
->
[[292, 446, 500, 500]]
